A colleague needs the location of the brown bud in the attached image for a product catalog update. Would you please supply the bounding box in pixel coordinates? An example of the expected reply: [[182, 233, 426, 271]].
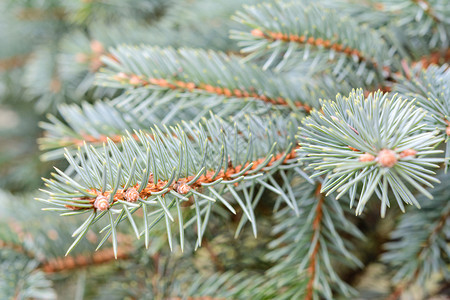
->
[[186, 82, 196, 90], [446, 126, 450, 136], [223, 88, 232, 97], [215, 87, 223, 94], [90, 40, 104, 54], [94, 195, 110, 211], [124, 188, 139, 203], [251, 29, 265, 37], [399, 148, 417, 158], [233, 89, 242, 97], [360, 152, 375, 162], [115, 72, 128, 80], [377, 149, 397, 168], [204, 84, 215, 92], [149, 78, 159, 85], [129, 75, 141, 85]]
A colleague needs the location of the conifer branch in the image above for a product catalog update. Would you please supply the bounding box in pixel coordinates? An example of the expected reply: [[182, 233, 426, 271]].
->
[[394, 64, 450, 168], [63, 146, 297, 212], [382, 172, 450, 291], [105, 71, 311, 112], [298, 89, 444, 216], [96, 46, 317, 112], [38, 102, 148, 160], [231, 0, 390, 80], [211, 180, 365, 299], [0, 249, 56, 299], [248, 28, 376, 66], [40, 113, 300, 254]]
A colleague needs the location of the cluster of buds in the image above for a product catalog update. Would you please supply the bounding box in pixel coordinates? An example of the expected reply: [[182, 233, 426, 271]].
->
[[124, 187, 140, 203], [359, 148, 417, 167], [94, 195, 110, 211]]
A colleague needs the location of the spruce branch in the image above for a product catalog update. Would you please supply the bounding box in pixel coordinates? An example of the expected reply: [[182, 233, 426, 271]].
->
[[298, 89, 444, 216], [381, 0, 450, 49], [185, 181, 364, 299], [96, 45, 316, 112], [0, 190, 135, 277], [394, 64, 450, 168], [231, 0, 390, 80], [38, 96, 291, 161], [38, 101, 148, 161], [0, 249, 56, 300], [382, 172, 450, 294], [40, 113, 300, 255], [262, 181, 364, 300]]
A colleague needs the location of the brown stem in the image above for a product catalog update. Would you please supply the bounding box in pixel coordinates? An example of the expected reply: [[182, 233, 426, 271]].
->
[[65, 147, 299, 210], [41, 246, 132, 273], [251, 29, 378, 67], [112, 73, 312, 112], [0, 54, 29, 71], [16, 7, 66, 20], [305, 184, 325, 300]]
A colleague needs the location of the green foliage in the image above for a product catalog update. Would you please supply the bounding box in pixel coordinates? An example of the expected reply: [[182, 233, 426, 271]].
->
[[378, 0, 450, 50], [97, 45, 318, 112], [298, 89, 443, 216], [394, 64, 450, 168], [1, 0, 449, 298], [382, 172, 450, 285], [256, 182, 364, 299], [231, 0, 391, 82], [0, 249, 56, 300], [40, 113, 300, 256]]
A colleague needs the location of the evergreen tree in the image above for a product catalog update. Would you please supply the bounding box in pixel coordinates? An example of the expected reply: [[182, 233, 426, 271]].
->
[[0, 0, 449, 299]]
